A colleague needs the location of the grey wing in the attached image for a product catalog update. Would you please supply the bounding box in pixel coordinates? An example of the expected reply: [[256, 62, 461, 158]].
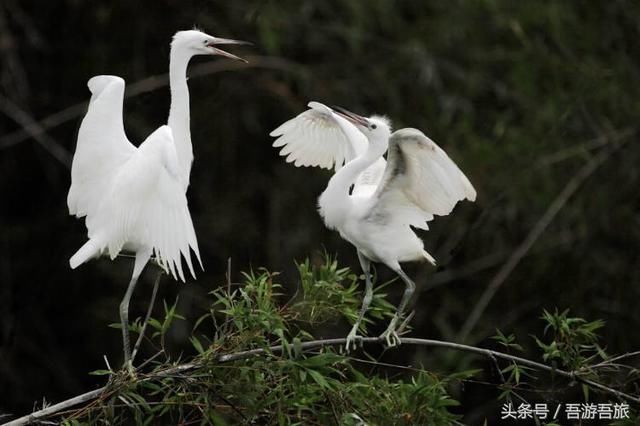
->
[[370, 128, 476, 229]]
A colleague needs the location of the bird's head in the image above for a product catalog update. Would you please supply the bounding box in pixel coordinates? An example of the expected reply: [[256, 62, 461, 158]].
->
[[332, 106, 392, 141], [171, 29, 250, 62]]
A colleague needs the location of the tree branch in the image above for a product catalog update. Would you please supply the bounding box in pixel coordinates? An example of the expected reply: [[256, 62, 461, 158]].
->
[[4, 336, 638, 425], [0, 94, 72, 168], [457, 130, 636, 343], [0, 55, 304, 150]]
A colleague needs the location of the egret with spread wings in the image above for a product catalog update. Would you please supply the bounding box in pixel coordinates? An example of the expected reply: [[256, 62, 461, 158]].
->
[[67, 30, 248, 368], [271, 102, 476, 348]]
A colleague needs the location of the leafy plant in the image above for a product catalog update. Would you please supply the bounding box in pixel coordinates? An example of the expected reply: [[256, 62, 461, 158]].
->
[[49, 257, 637, 425], [57, 254, 459, 425], [534, 308, 607, 371]]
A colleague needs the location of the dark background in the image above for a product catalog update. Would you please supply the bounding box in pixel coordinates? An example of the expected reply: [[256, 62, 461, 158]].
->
[[1, 0, 639, 423]]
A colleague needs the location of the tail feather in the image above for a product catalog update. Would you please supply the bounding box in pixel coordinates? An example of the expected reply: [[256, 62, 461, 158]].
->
[[70, 239, 101, 269], [423, 250, 436, 266]]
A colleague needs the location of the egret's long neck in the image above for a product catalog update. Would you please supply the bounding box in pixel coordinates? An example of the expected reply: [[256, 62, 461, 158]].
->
[[319, 133, 389, 228], [168, 48, 193, 189], [330, 144, 386, 196]]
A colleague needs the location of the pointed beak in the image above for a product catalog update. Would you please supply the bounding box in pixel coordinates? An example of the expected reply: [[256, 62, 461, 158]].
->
[[206, 37, 251, 63], [331, 105, 370, 128]]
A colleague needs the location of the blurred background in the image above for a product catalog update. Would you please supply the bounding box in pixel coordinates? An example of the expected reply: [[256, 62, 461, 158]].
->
[[0, 0, 639, 423]]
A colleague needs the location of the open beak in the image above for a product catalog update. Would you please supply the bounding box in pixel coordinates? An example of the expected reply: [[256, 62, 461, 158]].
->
[[207, 37, 251, 63], [331, 105, 370, 128]]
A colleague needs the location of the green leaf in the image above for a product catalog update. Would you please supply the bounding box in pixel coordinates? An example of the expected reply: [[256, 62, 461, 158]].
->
[[190, 335, 205, 355], [88, 369, 112, 376], [307, 369, 331, 389]]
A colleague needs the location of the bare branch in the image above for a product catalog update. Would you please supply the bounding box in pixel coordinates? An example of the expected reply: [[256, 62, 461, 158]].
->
[[0, 94, 72, 168], [457, 130, 637, 343], [0, 55, 304, 150], [3, 389, 105, 426], [535, 128, 635, 168], [5, 336, 638, 425], [421, 231, 575, 293]]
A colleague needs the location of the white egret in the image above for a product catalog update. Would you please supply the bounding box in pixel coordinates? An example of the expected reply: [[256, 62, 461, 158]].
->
[[271, 102, 476, 348], [67, 30, 248, 367]]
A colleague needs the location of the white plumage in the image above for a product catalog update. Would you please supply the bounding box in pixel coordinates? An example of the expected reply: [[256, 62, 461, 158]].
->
[[271, 102, 476, 348], [68, 30, 247, 368], [68, 77, 200, 281], [271, 102, 364, 170], [370, 128, 477, 230]]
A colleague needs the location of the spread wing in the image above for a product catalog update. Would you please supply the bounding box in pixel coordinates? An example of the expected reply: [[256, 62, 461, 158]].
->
[[270, 101, 367, 171], [93, 126, 202, 281], [370, 128, 476, 230], [67, 78, 201, 281], [67, 75, 136, 219]]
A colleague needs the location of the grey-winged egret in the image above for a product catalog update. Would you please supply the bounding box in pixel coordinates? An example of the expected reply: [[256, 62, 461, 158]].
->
[[67, 30, 248, 367], [271, 102, 476, 349]]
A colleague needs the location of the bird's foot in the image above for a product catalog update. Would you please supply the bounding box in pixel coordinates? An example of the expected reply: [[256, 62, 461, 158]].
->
[[396, 310, 415, 336], [379, 327, 401, 348], [345, 329, 364, 353], [121, 359, 137, 378]]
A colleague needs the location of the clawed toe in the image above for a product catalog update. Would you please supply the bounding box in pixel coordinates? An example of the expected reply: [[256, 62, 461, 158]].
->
[[379, 328, 401, 347], [122, 359, 136, 377], [345, 331, 364, 353]]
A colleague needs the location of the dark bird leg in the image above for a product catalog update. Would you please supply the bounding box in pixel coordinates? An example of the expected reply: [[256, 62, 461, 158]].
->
[[380, 266, 415, 347], [345, 251, 373, 351], [120, 247, 152, 371]]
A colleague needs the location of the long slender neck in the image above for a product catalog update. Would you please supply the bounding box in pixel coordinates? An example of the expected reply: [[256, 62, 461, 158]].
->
[[331, 115, 387, 196], [167, 48, 193, 189], [319, 133, 389, 228], [328, 141, 386, 197]]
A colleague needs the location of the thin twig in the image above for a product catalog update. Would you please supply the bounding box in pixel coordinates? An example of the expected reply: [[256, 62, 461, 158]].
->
[[4, 389, 105, 426], [0, 94, 72, 167], [0, 55, 304, 150], [590, 351, 640, 369], [457, 131, 636, 343], [134, 350, 164, 372], [131, 271, 162, 364], [535, 128, 635, 168], [421, 231, 575, 293], [5, 336, 638, 426], [102, 355, 112, 373]]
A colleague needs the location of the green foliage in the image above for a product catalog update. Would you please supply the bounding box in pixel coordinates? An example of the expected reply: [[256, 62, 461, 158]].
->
[[211, 268, 287, 344], [290, 253, 395, 331], [4, 1, 640, 419], [61, 254, 461, 425], [492, 329, 524, 353], [534, 308, 607, 370], [45, 255, 639, 425], [492, 313, 638, 409]]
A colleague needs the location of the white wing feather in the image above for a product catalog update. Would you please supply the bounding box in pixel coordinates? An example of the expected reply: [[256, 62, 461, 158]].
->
[[89, 126, 202, 281], [67, 76, 201, 280], [67, 76, 136, 219], [371, 128, 476, 229], [270, 101, 367, 171]]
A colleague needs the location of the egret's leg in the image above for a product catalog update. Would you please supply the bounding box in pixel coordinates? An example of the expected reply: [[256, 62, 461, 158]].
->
[[120, 248, 152, 370], [130, 269, 163, 364], [380, 267, 415, 347], [345, 252, 373, 352]]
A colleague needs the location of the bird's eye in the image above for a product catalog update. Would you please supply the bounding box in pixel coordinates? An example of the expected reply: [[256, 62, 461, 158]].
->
[[203, 40, 208, 44], [371, 124, 377, 129]]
